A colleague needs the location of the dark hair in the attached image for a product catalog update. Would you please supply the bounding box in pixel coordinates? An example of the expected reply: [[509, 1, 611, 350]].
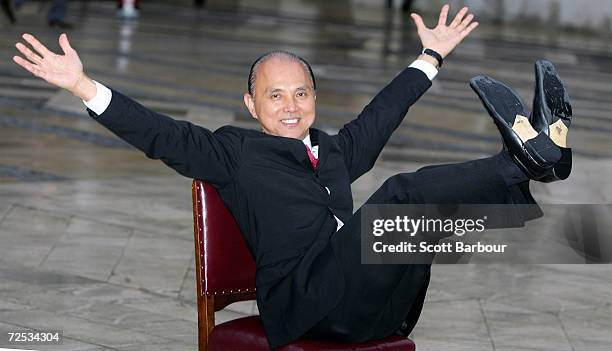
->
[[247, 50, 316, 96]]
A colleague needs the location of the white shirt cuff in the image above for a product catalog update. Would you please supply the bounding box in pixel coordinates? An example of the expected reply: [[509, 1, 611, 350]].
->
[[83, 81, 112, 115], [409, 59, 439, 81]]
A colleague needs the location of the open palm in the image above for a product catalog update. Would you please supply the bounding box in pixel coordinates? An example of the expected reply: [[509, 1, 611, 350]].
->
[[13, 33, 84, 91], [411, 4, 479, 58]]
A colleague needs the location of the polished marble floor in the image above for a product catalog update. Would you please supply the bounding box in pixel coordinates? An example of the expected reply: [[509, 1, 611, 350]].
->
[[0, 1, 611, 350]]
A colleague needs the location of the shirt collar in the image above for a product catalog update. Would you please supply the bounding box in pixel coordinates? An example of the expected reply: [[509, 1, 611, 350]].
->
[[302, 134, 312, 149], [302, 134, 319, 159]]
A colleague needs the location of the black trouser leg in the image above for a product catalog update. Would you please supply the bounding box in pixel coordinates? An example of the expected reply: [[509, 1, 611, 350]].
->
[[306, 152, 540, 342]]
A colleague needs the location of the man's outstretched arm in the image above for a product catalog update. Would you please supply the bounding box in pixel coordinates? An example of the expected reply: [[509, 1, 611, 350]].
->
[[336, 4, 479, 182], [13, 33, 241, 185]]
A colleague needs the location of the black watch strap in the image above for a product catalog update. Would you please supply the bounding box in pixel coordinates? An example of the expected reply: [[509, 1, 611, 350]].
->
[[422, 48, 443, 67]]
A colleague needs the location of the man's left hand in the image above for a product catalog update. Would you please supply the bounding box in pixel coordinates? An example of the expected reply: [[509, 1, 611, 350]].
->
[[411, 4, 479, 59]]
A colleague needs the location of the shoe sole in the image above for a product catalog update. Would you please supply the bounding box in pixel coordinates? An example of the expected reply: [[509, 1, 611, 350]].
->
[[470, 75, 560, 180], [533, 60, 573, 131]]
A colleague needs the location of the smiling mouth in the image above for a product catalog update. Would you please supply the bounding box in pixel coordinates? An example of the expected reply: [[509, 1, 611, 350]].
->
[[281, 118, 300, 126]]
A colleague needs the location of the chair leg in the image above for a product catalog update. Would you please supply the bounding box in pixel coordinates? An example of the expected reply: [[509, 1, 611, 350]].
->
[[198, 295, 215, 350]]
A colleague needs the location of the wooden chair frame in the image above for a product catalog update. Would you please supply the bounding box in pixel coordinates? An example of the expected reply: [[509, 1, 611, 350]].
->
[[192, 180, 256, 350]]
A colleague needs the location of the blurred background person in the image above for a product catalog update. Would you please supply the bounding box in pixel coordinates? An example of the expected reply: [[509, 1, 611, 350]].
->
[[10, 0, 72, 28]]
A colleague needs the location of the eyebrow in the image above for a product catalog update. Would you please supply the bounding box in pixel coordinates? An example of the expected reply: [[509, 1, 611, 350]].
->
[[266, 86, 311, 94]]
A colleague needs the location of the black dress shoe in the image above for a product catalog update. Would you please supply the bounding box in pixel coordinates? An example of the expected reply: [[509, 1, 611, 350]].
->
[[48, 19, 73, 29], [532, 59, 572, 132], [470, 75, 562, 181], [531, 59, 572, 182]]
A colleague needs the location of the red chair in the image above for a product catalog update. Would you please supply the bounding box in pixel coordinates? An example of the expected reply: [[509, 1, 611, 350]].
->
[[192, 180, 416, 350]]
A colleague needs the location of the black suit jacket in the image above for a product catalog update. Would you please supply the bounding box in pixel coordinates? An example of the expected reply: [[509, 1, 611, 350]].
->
[[88, 67, 431, 348]]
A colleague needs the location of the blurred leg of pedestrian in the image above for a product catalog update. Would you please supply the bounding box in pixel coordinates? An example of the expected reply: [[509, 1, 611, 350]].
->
[[48, 0, 72, 28], [1, 0, 16, 24], [385, 0, 412, 12], [401, 0, 413, 12]]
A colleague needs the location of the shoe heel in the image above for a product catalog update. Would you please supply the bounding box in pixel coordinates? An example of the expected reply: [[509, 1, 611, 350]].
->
[[539, 147, 572, 183]]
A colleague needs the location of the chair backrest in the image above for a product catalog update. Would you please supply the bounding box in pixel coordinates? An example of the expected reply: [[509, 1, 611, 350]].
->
[[192, 180, 256, 350]]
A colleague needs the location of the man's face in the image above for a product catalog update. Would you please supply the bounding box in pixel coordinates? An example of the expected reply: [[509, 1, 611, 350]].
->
[[243, 57, 316, 140]]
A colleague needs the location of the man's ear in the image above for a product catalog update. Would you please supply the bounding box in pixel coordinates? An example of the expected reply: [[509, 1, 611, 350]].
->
[[243, 93, 258, 120]]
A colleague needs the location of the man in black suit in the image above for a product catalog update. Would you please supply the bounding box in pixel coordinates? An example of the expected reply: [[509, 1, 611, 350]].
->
[[13, 5, 570, 349]]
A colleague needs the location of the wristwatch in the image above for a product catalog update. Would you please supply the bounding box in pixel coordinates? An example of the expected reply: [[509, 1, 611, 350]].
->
[[421, 48, 443, 68]]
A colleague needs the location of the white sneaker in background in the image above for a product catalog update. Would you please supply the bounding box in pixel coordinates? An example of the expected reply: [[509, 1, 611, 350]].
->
[[117, 1, 139, 19]]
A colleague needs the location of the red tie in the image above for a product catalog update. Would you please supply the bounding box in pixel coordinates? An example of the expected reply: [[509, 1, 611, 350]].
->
[[305, 145, 318, 169]]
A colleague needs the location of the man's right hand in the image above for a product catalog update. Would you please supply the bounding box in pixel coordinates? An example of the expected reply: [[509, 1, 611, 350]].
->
[[410, 4, 478, 60], [13, 33, 96, 101]]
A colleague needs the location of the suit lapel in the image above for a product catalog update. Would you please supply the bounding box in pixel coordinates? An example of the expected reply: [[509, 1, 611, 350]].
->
[[286, 137, 313, 170], [251, 129, 329, 171]]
